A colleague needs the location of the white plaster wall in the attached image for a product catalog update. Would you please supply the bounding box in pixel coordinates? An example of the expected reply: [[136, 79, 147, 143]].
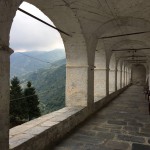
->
[[94, 41, 106, 101], [109, 53, 116, 93], [94, 69, 106, 101]]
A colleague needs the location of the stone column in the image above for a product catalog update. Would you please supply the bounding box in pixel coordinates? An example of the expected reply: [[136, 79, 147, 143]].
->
[[126, 71, 128, 85], [115, 65, 117, 91], [0, 46, 12, 150], [106, 68, 109, 96], [126, 69, 128, 85], [148, 64, 150, 89], [109, 69, 115, 94], [120, 69, 122, 88], [127, 70, 130, 84], [129, 69, 132, 83], [94, 68, 106, 101], [66, 65, 94, 107], [122, 67, 125, 87], [117, 69, 121, 90], [124, 68, 126, 86]]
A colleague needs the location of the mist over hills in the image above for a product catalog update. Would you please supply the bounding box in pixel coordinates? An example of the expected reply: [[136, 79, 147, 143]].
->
[[10, 49, 65, 77]]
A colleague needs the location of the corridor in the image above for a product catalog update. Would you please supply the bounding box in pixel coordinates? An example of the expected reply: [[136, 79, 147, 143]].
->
[[54, 86, 150, 150]]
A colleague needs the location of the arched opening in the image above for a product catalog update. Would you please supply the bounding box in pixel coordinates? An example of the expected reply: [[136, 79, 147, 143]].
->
[[132, 64, 146, 86], [0, 0, 93, 147], [94, 40, 106, 101], [109, 53, 116, 94], [5, 0, 95, 133], [9, 2, 67, 127]]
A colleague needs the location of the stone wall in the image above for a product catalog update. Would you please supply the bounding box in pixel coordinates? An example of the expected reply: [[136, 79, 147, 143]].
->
[[9, 85, 130, 150]]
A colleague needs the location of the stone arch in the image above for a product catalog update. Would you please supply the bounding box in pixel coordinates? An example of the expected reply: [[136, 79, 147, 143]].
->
[[0, 1, 99, 149], [109, 40, 149, 61], [94, 40, 106, 101], [109, 53, 116, 93], [5, 1, 95, 108], [110, 39, 148, 87], [20, 0, 88, 66], [0, 1, 98, 148]]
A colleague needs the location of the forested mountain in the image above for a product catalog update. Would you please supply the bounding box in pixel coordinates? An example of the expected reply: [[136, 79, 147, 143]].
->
[[10, 49, 65, 77], [21, 63, 66, 114], [10, 50, 66, 114], [21, 59, 66, 114]]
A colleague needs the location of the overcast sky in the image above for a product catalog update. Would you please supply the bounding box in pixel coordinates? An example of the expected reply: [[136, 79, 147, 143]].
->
[[10, 2, 64, 52]]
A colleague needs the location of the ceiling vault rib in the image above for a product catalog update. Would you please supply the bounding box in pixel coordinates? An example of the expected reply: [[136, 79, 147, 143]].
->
[[98, 31, 150, 39], [112, 48, 150, 51], [125, 60, 147, 61], [125, 61, 147, 64], [120, 56, 146, 58]]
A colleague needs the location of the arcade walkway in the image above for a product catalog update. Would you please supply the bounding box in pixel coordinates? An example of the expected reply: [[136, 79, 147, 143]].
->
[[54, 86, 150, 150]]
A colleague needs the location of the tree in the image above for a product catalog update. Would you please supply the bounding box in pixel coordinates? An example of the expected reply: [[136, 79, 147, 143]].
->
[[10, 77, 28, 123], [24, 81, 41, 120]]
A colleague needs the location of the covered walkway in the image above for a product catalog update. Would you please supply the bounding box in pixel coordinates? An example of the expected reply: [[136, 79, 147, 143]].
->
[[54, 86, 150, 150], [1, 1, 150, 149]]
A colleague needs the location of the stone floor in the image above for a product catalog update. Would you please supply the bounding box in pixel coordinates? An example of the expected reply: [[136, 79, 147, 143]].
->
[[53, 86, 150, 150]]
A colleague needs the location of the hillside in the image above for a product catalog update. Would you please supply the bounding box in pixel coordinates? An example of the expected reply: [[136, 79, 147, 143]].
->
[[21, 63, 66, 114], [10, 50, 66, 114], [10, 49, 65, 77]]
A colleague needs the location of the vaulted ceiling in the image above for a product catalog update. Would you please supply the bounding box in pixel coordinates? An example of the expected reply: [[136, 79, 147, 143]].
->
[[26, 0, 150, 66]]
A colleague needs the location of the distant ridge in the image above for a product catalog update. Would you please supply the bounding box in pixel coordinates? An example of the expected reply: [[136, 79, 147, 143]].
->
[[10, 49, 65, 77], [10, 50, 66, 114]]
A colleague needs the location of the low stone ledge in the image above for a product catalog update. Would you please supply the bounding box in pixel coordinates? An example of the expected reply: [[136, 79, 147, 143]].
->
[[9, 84, 131, 150], [9, 106, 87, 150]]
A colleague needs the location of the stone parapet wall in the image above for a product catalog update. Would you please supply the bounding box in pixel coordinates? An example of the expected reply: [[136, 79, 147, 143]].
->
[[9, 107, 88, 150], [9, 85, 130, 150]]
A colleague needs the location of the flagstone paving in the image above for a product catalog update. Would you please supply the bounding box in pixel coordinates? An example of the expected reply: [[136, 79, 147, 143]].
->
[[53, 86, 150, 150]]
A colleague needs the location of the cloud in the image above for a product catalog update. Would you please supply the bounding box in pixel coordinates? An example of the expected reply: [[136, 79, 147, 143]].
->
[[9, 2, 64, 52]]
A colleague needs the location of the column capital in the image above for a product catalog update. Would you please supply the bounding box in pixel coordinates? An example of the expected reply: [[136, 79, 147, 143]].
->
[[66, 65, 97, 70], [94, 68, 107, 70]]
